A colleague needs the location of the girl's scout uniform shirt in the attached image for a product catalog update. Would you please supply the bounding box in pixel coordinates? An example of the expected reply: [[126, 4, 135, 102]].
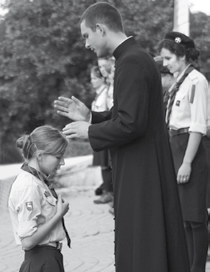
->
[[8, 169, 66, 248], [167, 67, 208, 135]]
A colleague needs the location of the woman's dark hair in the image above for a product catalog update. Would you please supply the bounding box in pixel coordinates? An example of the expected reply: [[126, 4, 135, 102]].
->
[[16, 125, 68, 161], [158, 39, 200, 67]]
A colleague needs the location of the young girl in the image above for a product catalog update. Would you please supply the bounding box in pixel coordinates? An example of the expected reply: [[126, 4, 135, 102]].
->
[[97, 57, 115, 110], [8, 125, 70, 272], [90, 65, 109, 112], [90, 65, 114, 205], [159, 31, 208, 272]]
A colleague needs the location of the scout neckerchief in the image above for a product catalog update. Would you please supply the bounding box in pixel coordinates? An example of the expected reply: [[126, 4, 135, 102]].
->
[[166, 65, 194, 127], [21, 163, 71, 248]]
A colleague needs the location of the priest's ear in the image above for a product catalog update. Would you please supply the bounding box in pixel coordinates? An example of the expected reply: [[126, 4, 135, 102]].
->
[[96, 23, 107, 36]]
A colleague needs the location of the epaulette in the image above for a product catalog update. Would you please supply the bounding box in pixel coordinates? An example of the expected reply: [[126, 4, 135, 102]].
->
[[190, 85, 196, 103], [188, 70, 199, 85]]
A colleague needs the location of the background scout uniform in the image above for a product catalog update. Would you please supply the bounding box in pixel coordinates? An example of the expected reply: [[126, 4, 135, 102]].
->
[[168, 67, 208, 222], [162, 31, 209, 272]]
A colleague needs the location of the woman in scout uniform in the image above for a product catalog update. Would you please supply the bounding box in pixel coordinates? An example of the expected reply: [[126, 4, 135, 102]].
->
[[159, 32, 209, 272], [8, 125, 70, 272]]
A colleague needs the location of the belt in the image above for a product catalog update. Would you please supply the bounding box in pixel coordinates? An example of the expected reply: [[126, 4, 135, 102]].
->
[[169, 127, 189, 137], [44, 242, 62, 251], [24, 242, 63, 252]]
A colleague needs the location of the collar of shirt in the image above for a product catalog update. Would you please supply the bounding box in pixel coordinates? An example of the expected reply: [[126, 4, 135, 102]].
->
[[168, 82, 176, 94], [21, 163, 50, 186], [176, 64, 191, 82]]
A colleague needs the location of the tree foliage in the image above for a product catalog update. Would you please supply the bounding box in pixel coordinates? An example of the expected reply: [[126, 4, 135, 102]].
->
[[0, 0, 96, 162], [190, 11, 210, 80], [0, 0, 209, 163], [114, 0, 174, 55]]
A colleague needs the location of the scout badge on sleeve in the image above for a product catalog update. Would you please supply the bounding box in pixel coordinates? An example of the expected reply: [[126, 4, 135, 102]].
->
[[25, 201, 33, 211]]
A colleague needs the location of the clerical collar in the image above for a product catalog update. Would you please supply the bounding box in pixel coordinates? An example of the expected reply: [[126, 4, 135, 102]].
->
[[113, 37, 136, 60]]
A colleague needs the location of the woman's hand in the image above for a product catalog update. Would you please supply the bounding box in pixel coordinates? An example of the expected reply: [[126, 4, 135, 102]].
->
[[177, 162, 191, 184], [177, 132, 202, 184]]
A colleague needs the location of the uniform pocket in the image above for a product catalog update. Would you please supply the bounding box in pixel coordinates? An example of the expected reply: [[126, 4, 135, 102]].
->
[[174, 92, 186, 108], [45, 195, 57, 206]]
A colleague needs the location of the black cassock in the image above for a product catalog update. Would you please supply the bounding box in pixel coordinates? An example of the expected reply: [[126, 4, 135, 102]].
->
[[89, 38, 190, 272]]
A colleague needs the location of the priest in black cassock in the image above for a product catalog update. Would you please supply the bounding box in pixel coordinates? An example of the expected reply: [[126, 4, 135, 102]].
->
[[54, 2, 190, 272]]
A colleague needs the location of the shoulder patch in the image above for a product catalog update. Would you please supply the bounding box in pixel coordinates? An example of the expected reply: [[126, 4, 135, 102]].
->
[[25, 201, 33, 211]]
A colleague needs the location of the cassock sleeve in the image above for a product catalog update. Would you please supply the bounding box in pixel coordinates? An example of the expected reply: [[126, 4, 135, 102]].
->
[[89, 56, 151, 151], [91, 110, 112, 124]]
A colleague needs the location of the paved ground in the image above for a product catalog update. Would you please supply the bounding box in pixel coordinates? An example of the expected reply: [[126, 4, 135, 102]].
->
[[1, 155, 210, 272]]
